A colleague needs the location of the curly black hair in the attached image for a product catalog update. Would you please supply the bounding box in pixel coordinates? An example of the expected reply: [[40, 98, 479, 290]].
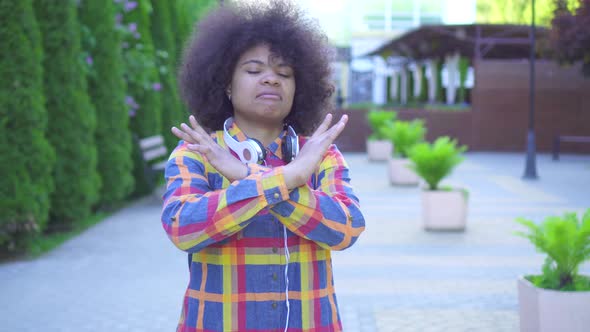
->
[[178, 1, 334, 135]]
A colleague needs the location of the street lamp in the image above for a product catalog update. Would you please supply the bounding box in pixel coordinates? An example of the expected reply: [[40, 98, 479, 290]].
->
[[523, 0, 538, 179]]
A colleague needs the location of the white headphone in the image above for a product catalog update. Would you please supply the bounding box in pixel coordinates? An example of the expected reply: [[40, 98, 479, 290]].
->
[[223, 117, 299, 164]]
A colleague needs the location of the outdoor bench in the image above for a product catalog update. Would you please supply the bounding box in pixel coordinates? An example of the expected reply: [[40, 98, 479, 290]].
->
[[135, 134, 168, 189], [552, 135, 590, 160]]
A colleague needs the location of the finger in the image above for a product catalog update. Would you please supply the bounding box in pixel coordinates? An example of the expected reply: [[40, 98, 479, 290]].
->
[[311, 113, 333, 138], [171, 126, 196, 143], [188, 115, 209, 137], [180, 122, 205, 144], [187, 143, 210, 155], [326, 114, 348, 140]]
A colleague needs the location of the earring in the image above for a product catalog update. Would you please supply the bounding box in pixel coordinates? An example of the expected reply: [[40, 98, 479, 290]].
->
[[226, 89, 232, 101]]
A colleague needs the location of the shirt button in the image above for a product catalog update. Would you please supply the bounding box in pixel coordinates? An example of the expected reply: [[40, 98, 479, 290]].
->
[[272, 302, 278, 309], [272, 273, 278, 280], [273, 192, 280, 199], [272, 247, 278, 253]]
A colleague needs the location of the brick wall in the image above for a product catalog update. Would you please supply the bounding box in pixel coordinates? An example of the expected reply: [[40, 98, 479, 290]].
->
[[334, 60, 590, 154]]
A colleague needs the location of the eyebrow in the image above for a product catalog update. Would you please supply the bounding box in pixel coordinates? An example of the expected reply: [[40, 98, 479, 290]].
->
[[240, 59, 292, 68]]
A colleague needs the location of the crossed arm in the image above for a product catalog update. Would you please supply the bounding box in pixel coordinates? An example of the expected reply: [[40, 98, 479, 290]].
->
[[161, 114, 365, 253]]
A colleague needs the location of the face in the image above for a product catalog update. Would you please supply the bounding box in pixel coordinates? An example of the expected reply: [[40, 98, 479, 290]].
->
[[228, 44, 295, 129]]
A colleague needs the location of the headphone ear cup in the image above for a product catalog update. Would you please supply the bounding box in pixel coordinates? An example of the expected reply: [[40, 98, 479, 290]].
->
[[249, 138, 266, 163], [282, 135, 293, 163]]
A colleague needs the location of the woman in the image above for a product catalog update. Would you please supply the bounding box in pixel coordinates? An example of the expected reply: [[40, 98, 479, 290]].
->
[[161, 2, 365, 331]]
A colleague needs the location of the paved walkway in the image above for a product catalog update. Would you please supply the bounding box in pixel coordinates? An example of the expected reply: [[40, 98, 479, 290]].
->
[[0, 152, 588, 331]]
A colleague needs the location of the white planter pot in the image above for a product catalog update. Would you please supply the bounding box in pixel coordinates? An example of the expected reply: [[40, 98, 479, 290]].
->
[[518, 276, 590, 332], [388, 158, 419, 186], [421, 189, 467, 231], [366, 140, 392, 161]]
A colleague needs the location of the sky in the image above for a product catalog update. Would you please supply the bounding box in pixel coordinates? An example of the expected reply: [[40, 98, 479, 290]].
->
[[233, 0, 476, 46], [293, 0, 476, 45]]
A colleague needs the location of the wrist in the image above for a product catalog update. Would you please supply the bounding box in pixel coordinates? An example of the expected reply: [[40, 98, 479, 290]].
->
[[227, 164, 248, 182], [283, 163, 304, 190]]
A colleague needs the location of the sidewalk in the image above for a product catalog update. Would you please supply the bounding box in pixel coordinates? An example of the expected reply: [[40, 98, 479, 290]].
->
[[335, 152, 589, 332], [0, 152, 588, 331]]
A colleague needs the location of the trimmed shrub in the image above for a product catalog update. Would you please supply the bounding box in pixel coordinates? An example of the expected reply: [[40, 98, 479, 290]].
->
[[79, 0, 134, 208], [435, 59, 444, 103], [0, 0, 56, 250], [117, 0, 162, 138], [407, 67, 415, 103], [150, 0, 186, 151], [408, 136, 467, 190], [174, 0, 217, 64], [516, 209, 590, 291], [396, 74, 401, 103], [35, 0, 100, 225], [457, 57, 470, 104], [419, 65, 428, 102], [367, 110, 397, 141], [116, 0, 163, 195], [382, 120, 426, 158]]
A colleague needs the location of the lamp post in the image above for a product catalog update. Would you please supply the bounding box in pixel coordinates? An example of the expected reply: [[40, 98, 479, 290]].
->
[[523, 0, 538, 179]]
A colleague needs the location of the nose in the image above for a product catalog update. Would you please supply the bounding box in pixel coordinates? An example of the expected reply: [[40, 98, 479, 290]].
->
[[262, 73, 280, 86]]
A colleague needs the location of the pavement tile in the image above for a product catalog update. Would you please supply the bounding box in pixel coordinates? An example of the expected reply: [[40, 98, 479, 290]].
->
[[0, 152, 588, 331]]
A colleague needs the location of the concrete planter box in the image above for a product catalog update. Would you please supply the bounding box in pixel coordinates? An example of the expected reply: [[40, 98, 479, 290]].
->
[[388, 158, 419, 186], [366, 140, 392, 161], [421, 189, 467, 231], [518, 276, 590, 332]]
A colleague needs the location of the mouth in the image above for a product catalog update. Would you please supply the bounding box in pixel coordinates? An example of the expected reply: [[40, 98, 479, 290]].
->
[[256, 92, 282, 100]]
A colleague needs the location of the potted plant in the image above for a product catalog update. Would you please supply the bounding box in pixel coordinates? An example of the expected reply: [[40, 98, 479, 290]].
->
[[366, 109, 396, 161], [408, 136, 468, 230], [382, 119, 426, 185], [515, 210, 590, 332]]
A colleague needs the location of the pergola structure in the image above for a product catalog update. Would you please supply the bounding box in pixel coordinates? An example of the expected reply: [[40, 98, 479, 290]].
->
[[365, 24, 550, 106], [368, 24, 550, 60]]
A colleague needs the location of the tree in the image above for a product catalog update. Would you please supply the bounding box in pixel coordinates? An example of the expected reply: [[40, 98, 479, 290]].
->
[[79, 0, 134, 208], [34, 0, 100, 225], [551, 0, 590, 76], [0, 0, 56, 250], [476, 0, 559, 26]]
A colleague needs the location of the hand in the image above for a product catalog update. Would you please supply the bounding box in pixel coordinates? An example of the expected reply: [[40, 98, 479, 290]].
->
[[171, 115, 248, 182], [283, 113, 348, 189]]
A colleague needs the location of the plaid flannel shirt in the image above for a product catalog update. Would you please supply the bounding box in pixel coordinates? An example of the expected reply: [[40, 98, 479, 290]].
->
[[161, 122, 365, 332]]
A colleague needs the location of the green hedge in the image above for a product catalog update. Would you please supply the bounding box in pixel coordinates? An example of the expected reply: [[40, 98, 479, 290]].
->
[[458, 57, 470, 104], [35, 0, 100, 225], [120, 0, 162, 138], [117, 0, 163, 195], [0, 0, 56, 250], [419, 65, 428, 102], [150, 0, 186, 151], [79, 0, 134, 208], [435, 60, 444, 103], [407, 68, 415, 103], [174, 0, 217, 65]]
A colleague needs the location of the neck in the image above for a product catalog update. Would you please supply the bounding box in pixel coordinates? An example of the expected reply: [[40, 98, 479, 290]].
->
[[233, 116, 283, 147]]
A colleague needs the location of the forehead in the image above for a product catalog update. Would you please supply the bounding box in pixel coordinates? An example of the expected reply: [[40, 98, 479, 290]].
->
[[238, 44, 289, 66]]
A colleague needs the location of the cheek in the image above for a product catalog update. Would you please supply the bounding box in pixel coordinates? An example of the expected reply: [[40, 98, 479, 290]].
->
[[287, 82, 296, 99]]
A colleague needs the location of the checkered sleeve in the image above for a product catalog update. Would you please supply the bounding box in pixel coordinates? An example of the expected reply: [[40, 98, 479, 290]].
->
[[270, 144, 365, 250], [161, 144, 290, 253]]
